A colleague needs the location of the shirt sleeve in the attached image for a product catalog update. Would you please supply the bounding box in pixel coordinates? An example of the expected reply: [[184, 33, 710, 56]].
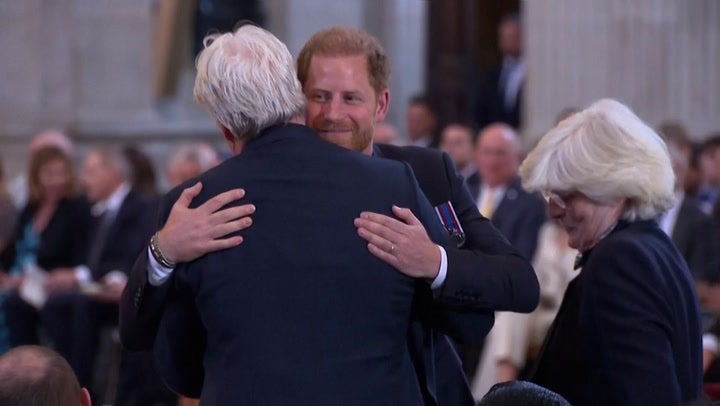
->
[[147, 247, 175, 286]]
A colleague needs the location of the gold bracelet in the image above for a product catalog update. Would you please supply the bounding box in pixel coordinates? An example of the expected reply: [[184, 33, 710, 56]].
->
[[150, 232, 176, 268]]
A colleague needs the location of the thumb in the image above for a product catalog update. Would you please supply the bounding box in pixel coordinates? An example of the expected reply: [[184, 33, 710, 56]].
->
[[176, 182, 203, 208], [392, 205, 421, 225]]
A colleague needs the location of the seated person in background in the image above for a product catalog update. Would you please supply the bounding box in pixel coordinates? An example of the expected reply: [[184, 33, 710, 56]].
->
[[0, 345, 91, 406], [471, 222, 577, 399], [165, 142, 220, 189], [0, 154, 18, 255], [659, 141, 720, 282], [439, 123, 477, 181], [1, 147, 90, 353], [123, 145, 159, 200]]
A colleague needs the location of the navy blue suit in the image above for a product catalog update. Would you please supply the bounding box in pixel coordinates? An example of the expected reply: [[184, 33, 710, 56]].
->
[[466, 174, 546, 261], [154, 124, 474, 404], [531, 220, 703, 405], [121, 138, 538, 406]]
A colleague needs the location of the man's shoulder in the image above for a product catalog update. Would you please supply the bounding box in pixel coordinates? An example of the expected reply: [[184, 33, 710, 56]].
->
[[374, 144, 447, 174]]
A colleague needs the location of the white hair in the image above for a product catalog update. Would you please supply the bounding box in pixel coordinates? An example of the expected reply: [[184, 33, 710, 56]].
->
[[519, 98, 675, 221], [94, 148, 131, 181], [193, 24, 306, 141]]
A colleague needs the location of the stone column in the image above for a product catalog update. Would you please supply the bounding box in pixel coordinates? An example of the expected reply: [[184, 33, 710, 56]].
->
[[524, 0, 720, 140]]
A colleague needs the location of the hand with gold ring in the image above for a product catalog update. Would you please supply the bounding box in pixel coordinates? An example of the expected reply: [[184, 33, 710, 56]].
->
[[354, 205, 441, 280]]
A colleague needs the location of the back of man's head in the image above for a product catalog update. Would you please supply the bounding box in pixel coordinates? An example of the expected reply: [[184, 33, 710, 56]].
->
[[193, 24, 306, 142], [0, 345, 90, 406]]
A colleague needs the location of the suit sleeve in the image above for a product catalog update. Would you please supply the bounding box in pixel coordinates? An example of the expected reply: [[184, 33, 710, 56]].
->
[[437, 153, 540, 313], [403, 163, 495, 344], [119, 190, 180, 352], [584, 241, 683, 405], [153, 262, 205, 398]]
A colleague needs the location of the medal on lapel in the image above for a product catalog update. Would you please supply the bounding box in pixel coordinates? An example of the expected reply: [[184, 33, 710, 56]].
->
[[434, 201, 466, 248]]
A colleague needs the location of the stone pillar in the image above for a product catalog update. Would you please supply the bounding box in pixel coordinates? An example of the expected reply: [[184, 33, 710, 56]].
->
[[524, 0, 720, 140]]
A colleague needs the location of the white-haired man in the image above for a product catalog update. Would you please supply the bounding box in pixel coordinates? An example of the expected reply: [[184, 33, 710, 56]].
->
[[122, 24, 470, 405]]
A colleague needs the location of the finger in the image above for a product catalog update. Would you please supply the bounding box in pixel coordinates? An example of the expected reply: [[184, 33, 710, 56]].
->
[[359, 211, 407, 230], [203, 236, 244, 252], [355, 216, 404, 243], [208, 217, 253, 239], [357, 226, 395, 253], [200, 188, 246, 214], [367, 243, 399, 267], [392, 205, 422, 226], [210, 203, 256, 224], [175, 182, 203, 208]]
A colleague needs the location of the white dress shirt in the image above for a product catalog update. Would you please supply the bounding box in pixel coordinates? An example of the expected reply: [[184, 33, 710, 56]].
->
[[75, 182, 131, 285], [476, 184, 507, 217]]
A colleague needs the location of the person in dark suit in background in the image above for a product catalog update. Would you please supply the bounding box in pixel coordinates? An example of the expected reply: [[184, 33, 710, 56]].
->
[[147, 24, 477, 405], [121, 26, 540, 406], [406, 95, 440, 148], [659, 141, 720, 282], [521, 98, 702, 405], [473, 14, 524, 130], [467, 123, 546, 261]]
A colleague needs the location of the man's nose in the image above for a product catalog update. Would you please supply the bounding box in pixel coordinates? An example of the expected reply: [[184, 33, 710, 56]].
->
[[322, 97, 344, 120]]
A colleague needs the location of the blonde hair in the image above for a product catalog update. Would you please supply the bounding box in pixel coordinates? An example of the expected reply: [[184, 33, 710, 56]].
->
[[519, 98, 675, 221], [193, 24, 306, 141]]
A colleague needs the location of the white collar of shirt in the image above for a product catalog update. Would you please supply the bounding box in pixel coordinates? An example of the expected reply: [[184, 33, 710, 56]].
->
[[478, 183, 508, 211], [91, 182, 130, 218], [659, 190, 684, 237], [409, 135, 433, 148], [502, 57, 525, 109], [459, 163, 477, 181]]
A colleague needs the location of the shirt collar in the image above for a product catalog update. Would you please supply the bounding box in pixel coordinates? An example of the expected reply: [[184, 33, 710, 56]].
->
[[92, 182, 130, 217]]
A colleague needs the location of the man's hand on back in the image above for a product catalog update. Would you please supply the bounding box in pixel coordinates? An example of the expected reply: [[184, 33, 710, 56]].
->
[[156, 182, 255, 263], [354, 205, 441, 281]]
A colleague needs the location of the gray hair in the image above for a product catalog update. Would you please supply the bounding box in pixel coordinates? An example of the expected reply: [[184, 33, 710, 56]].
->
[[94, 148, 131, 180], [519, 98, 675, 221], [193, 24, 306, 141], [168, 142, 219, 172]]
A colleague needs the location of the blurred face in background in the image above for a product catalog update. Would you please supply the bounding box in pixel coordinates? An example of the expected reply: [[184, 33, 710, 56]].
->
[[81, 152, 122, 203], [439, 124, 475, 171], [499, 19, 522, 58], [405, 102, 436, 142], [166, 159, 202, 189], [700, 147, 720, 187], [38, 159, 72, 203], [304, 54, 389, 155], [475, 124, 521, 187], [28, 147, 75, 204]]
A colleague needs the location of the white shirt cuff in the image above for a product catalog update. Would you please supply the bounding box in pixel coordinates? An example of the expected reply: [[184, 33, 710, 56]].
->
[[74, 266, 92, 286], [147, 247, 175, 286], [430, 245, 447, 290]]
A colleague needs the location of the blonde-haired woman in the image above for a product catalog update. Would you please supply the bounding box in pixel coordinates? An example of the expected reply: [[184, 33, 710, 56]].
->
[[520, 99, 702, 404]]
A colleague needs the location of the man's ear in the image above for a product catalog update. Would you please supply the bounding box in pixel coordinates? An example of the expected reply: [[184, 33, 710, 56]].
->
[[80, 387, 92, 406], [375, 88, 390, 122]]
